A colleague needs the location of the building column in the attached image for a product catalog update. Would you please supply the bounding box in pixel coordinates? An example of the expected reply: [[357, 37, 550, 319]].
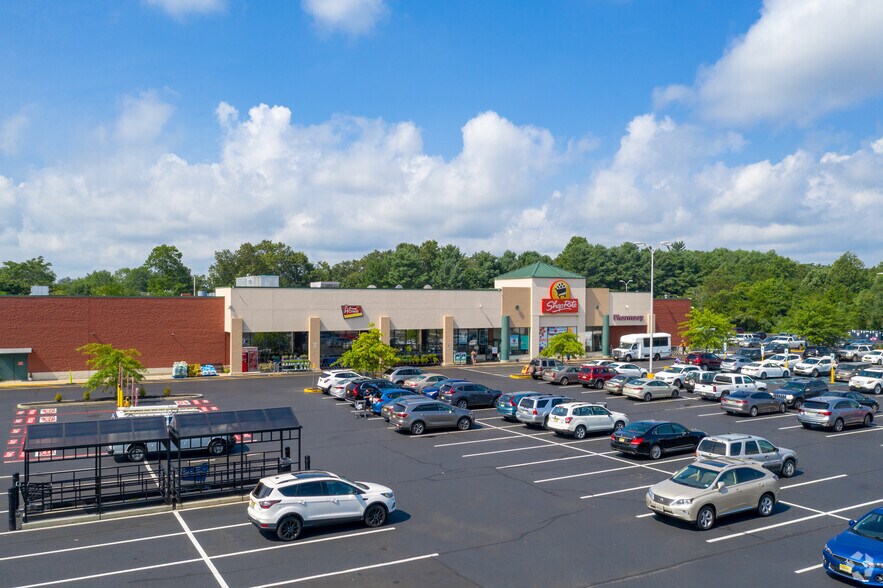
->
[[308, 316, 321, 371], [500, 315, 510, 361], [442, 315, 454, 366], [602, 314, 610, 356], [230, 317, 243, 374], [379, 316, 391, 344]]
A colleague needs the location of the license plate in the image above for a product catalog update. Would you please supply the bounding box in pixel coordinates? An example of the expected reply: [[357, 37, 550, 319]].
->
[[839, 563, 853, 573], [249, 499, 255, 509], [551, 417, 560, 422], [619, 437, 626, 442]]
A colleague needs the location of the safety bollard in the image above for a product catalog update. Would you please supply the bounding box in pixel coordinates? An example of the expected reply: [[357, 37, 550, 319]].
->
[[304, 455, 311, 470]]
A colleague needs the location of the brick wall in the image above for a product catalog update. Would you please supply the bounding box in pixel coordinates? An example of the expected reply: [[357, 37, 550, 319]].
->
[[0, 297, 226, 374]]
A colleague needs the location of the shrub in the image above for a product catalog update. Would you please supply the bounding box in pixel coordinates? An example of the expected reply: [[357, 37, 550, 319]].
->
[[83, 390, 91, 401], [54, 392, 63, 403], [138, 386, 146, 398], [222, 365, 230, 373], [163, 386, 171, 397]]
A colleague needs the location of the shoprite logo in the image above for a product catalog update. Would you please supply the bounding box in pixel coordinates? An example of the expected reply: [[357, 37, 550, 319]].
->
[[341, 305, 363, 319], [542, 299, 579, 314], [549, 280, 571, 299]]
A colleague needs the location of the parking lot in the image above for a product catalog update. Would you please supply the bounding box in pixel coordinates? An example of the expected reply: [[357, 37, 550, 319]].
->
[[0, 362, 881, 587]]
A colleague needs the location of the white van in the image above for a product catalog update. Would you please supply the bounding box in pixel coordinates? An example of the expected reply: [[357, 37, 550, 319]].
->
[[612, 333, 672, 362]]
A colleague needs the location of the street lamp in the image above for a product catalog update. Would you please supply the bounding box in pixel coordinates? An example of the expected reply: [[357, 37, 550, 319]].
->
[[632, 241, 671, 377], [619, 279, 633, 292]]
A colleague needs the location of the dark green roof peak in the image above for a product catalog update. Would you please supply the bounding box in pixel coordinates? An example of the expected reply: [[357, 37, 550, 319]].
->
[[495, 262, 584, 280]]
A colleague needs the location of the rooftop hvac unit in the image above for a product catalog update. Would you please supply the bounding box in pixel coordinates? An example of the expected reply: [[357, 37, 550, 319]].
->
[[235, 275, 280, 288], [309, 282, 340, 288], [30, 285, 49, 296]]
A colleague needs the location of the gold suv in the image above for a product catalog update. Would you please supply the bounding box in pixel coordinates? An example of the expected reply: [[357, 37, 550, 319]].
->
[[645, 458, 780, 530]]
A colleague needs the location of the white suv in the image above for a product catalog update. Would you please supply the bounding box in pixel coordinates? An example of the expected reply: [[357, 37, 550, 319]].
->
[[317, 370, 362, 393], [654, 365, 702, 388], [247, 471, 396, 541], [547, 402, 629, 439], [849, 368, 883, 395], [861, 350, 883, 365]]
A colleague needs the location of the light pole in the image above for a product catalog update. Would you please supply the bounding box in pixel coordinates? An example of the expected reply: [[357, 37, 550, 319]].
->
[[620, 279, 633, 292], [633, 241, 671, 377]]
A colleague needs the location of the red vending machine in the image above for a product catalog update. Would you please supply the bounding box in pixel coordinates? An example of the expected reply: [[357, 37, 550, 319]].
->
[[242, 346, 259, 372]]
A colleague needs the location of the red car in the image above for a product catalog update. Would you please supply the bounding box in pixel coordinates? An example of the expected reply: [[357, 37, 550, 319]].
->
[[578, 365, 619, 389], [686, 352, 723, 370]]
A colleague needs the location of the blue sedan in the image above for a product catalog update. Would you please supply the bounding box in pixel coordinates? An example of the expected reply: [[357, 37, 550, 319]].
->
[[370, 389, 421, 414], [824, 507, 883, 585], [421, 378, 468, 400]]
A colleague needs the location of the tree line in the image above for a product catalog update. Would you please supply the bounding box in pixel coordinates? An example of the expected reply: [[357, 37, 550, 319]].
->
[[1, 237, 880, 340]]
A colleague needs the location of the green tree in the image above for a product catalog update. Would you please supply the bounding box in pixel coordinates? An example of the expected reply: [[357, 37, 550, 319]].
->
[[333, 323, 400, 376], [387, 243, 428, 288], [77, 343, 147, 393], [144, 244, 192, 296], [115, 266, 150, 294], [208, 240, 313, 288], [827, 251, 870, 294], [679, 307, 733, 351], [539, 332, 584, 360], [0, 256, 56, 295], [430, 244, 466, 289], [781, 298, 848, 345]]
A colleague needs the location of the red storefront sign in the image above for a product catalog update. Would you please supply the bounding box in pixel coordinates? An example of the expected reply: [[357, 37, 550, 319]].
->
[[341, 305, 363, 319], [541, 299, 579, 314]]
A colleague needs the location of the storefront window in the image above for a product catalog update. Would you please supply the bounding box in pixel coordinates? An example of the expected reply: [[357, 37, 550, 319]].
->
[[320, 331, 360, 368], [508, 327, 530, 356], [242, 332, 308, 363]]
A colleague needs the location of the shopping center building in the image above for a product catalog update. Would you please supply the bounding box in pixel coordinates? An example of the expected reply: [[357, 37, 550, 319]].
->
[[0, 262, 689, 380]]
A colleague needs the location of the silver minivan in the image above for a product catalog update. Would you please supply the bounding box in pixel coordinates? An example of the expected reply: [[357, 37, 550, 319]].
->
[[516, 394, 573, 428]]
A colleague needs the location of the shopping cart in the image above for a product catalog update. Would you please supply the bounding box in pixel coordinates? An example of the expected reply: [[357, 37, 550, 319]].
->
[[354, 399, 372, 418]]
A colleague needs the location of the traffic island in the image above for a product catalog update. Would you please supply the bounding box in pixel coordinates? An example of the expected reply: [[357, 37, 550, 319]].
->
[[303, 387, 323, 394]]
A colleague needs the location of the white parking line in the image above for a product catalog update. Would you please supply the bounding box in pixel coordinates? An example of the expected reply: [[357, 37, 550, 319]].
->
[[778, 425, 803, 430], [781, 474, 847, 489], [250, 553, 439, 587], [16, 557, 204, 587], [435, 432, 552, 448], [174, 510, 229, 587], [779, 501, 850, 521], [826, 426, 882, 438], [635, 513, 655, 518], [707, 497, 883, 543], [534, 456, 693, 484], [581, 484, 653, 499], [795, 563, 823, 574], [496, 454, 596, 469], [697, 412, 793, 421], [463, 439, 604, 458]]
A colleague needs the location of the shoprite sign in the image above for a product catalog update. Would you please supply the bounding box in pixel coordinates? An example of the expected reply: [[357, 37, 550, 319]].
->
[[341, 305, 363, 319], [541, 299, 579, 314]]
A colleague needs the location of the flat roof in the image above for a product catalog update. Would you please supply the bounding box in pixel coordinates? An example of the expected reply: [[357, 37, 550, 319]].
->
[[24, 416, 170, 452]]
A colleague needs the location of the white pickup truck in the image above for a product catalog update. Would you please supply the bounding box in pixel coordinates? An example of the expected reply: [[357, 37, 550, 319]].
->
[[768, 336, 806, 350], [695, 373, 768, 400]]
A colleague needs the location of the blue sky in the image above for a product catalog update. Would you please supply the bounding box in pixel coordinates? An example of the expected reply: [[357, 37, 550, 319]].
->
[[1, 0, 882, 278]]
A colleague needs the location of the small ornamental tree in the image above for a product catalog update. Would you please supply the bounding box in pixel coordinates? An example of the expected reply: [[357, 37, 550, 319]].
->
[[77, 343, 147, 393], [679, 307, 733, 352], [539, 332, 584, 361], [333, 323, 400, 376]]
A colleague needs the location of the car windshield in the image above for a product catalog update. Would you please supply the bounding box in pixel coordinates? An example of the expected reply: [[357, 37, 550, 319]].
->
[[671, 465, 719, 489], [661, 366, 676, 372], [550, 406, 567, 416], [697, 439, 726, 455], [781, 381, 806, 391], [622, 421, 656, 434], [337, 475, 369, 490], [802, 400, 829, 410], [859, 370, 883, 378], [729, 391, 750, 398], [803, 358, 820, 365], [252, 482, 272, 499], [850, 512, 883, 540], [746, 362, 761, 368]]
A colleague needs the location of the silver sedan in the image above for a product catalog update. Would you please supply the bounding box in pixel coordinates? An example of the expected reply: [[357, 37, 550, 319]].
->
[[623, 379, 678, 401], [720, 391, 786, 416]]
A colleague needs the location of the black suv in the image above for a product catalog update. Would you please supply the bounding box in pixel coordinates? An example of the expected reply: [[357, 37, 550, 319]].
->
[[802, 346, 834, 359], [773, 379, 828, 409], [439, 382, 502, 409], [344, 378, 400, 404]]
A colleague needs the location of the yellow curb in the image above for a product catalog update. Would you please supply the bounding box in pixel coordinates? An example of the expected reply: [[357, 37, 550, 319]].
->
[[303, 388, 323, 394], [509, 374, 532, 379]]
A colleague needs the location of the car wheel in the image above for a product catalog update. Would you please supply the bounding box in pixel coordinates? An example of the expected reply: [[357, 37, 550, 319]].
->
[[801, 422, 812, 429], [779, 403, 786, 413], [560, 378, 569, 386], [613, 421, 625, 432], [794, 399, 804, 410], [673, 379, 682, 389], [781, 459, 796, 478], [832, 418, 844, 432], [653, 353, 660, 361], [208, 439, 227, 456], [364, 503, 388, 528], [276, 516, 303, 541], [126, 444, 147, 462], [760, 372, 767, 379], [757, 493, 775, 517], [457, 417, 471, 431], [543, 416, 550, 430], [624, 355, 632, 362], [410, 421, 426, 435], [644, 392, 652, 402], [456, 399, 468, 409], [783, 370, 790, 377], [873, 404, 880, 414], [863, 414, 872, 428], [671, 388, 679, 399], [695, 505, 716, 531], [574, 425, 587, 439], [811, 369, 818, 378], [582, 383, 589, 389], [595, 379, 604, 389], [874, 384, 881, 395], [649, 444, 662, 460], [749, 406, 759, 417]]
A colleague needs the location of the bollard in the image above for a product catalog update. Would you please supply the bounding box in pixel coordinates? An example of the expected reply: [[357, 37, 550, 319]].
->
[[304, 455, 311, 470]]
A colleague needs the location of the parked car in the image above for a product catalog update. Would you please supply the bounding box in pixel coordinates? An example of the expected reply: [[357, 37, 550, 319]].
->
[[761, 342, 788, 355], [773, 378, 829, 408], [741, 360, 791, 380], [542, 365, 582, 385], [547, 402, 629, 439], [720, 391, 786, 416], [684, 371, 716, 394], [402, 373, 447, 391], [383, 366, 426, 385], [623, 378, 679, 401], [834, 362, 872, 383], [329, 374, 367, 399], [581, 359, 614, 367], [578, 365, 619, 389], [645, 458, 779, 530], [797, 397, 874, 432], [653, 364, 702, 388], [793, 357, 837, 377], [696, 434, 797, 478], [823, 507, 883, 584], [495, 391, 545, 422], [247, 470, 395, 541], [610, 420, 706, 460], [768, 336, 805, 349], [317, 369, 362, 393], [524, 357, 565, 380], [344, 378, 399, 404], [422, 378, 468, 399], [739, 336, 763, 347], [604, 374, 639, 395], [389, 399, 475, 435], [849, 368, 883, 395], [438, 382, 502, 408], [695, 373, 768, 401], [766, 353, 803, 370], [836, 343, 874, 362], [862, 350, 883, 365], [516, 394, 573, 428], [737, 347, 763, 360], [380, 394, 423, 421], [721, 355, 756, 373], [685, 352, 723, 370], [371, 389, 423, 415], [608, 362, 649, 378], [802, 345, 834, 358], [823, 391, 880, 413]]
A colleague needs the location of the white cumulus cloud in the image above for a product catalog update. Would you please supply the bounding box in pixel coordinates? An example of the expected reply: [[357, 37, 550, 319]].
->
[[302, 0, 388, 35], [0, 112, 30, 155]]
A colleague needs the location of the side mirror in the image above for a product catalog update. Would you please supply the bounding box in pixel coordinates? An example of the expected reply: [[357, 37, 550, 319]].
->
[[716, 482, 726, 492], [848, 519, 856, 527]]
